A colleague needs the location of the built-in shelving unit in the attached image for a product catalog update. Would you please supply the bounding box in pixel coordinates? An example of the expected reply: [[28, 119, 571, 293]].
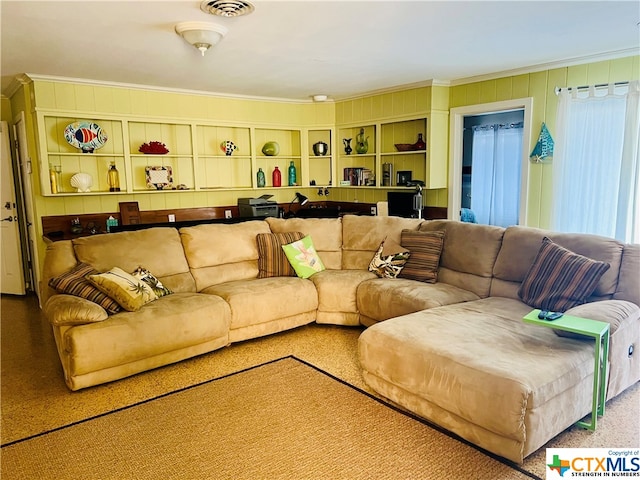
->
[[336, 117, 431, 188], [36, 112, 335, 196]]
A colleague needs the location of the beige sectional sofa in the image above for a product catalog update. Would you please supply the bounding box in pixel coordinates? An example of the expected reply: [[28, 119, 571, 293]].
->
[[41, 215, 639, 464]]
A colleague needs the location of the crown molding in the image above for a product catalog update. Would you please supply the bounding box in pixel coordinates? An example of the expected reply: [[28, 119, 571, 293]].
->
[[334, 79, 451, 102], [3, 74, 33, 98], [450, 48, 639, 87], [21, 74, 332, 105]]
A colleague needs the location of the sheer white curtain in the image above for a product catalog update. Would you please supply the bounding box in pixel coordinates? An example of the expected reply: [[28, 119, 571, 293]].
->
[[552, 81, 640, 243], [470, 124, 523, 227]]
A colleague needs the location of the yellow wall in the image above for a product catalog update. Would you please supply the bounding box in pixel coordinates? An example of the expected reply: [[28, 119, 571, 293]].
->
[[450, 56, 640, 228], [1, 96, 12, 122]]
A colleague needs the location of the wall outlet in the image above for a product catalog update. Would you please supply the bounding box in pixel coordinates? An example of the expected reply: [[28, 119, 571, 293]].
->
[[168, 214, 176, 222], [224, 210, 232, 219], [370, 206, 377, 216]]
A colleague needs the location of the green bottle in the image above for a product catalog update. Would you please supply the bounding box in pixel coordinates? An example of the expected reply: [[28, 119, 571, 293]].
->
[[288, 161, 297, 186], [257, 168, 266, 187]]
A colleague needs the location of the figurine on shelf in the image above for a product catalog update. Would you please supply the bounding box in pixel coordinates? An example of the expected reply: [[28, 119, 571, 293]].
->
[[355, 128, 369, 154], [343, 138, 352, 155], [107, 162, 120, 192], [272, 166, 282, 187]]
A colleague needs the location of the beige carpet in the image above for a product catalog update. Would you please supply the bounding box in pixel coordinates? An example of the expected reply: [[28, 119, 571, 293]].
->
[[1, 357, 537, 480]]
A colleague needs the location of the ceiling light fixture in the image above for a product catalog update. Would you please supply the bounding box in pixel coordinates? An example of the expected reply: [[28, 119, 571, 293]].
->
[[175, 21, 228, 57], [200, 0, 254, 17], [312, 94, 328, 102]]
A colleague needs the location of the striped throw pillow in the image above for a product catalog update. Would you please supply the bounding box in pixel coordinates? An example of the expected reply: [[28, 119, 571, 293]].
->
[[518, 237, 610, 312], [399, 230, 445, 283], [256, 232, 305, 278], [48, 262, 122, 315]]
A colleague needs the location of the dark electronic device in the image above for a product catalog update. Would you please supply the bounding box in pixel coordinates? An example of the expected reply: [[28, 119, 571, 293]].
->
[[238, 195, 279, 218]]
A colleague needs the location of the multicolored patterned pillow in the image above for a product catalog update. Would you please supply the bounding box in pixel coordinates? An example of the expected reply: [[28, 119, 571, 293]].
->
[[88, 267, 157, 312], [518, 237, 610, 312], [132, 266, 173, 298], [281, 235, 326, 279], [48, 262, 122, 315], [256, 232, 305, 278], [368, 238, 410, 278], [398, 230, 445, 283]]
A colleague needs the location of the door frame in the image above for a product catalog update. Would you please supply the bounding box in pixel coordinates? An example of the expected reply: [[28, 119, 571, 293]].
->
[[13, 111, 39, 299], [448, 97, 534, 224]]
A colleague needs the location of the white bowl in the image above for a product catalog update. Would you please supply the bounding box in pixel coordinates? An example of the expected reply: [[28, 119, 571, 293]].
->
[[70, 172, 93, 192]]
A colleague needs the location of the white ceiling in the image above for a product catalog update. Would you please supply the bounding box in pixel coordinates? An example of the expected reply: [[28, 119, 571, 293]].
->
[[2, 1, 639, 101]]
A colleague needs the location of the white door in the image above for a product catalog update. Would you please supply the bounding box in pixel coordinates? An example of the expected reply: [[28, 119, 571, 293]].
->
[[13, 112, 39, 298], [1, 121, 26, 294]]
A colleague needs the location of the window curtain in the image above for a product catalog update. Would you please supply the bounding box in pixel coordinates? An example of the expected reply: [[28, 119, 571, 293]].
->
[[470, 123, 523, 227], [552, 81, 640, 243]]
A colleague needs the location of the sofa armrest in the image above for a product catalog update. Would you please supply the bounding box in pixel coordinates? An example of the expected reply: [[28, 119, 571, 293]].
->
[[560, 300, 640, 338], [44, 294, 109, 326]]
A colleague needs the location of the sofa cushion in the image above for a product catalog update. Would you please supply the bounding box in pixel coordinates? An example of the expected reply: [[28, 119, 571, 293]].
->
[[266, 217, 343, 270], [201, 277, 318, 330], [282, 235, 326, 278], [44, 294, 109, 326], [181, 221, 271, 290], [342, 215, 423, 270], [358, 297, 595, 446], [256, 232, 305, 278], [357, 277, 480, 324], [613, 244, 640, 306], [63, 293, 231, 376], [558, 300, 639, 338], [48, 262, 122, 315], [73, 227, 195, 293], [419, 220, 505, 297], [518, 237, 610, 312], [399, 230, 444, 283], [310, 270, 377, 325], [368, 238, 410, 278], [88, 267, 158, 312]]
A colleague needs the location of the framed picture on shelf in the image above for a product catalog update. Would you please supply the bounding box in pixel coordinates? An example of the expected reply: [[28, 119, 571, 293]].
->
[[145, 166, 173, 190], [397, 170, 412, 186]]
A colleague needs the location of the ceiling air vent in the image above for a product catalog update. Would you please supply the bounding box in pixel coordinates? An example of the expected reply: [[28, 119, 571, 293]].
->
[[200, 0, 254, 17]]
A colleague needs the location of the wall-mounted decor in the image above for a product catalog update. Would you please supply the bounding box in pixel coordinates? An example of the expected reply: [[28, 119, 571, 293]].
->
[[530, 122, 554, 163]]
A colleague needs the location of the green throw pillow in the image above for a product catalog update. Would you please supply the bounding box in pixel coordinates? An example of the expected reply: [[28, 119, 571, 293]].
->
[[281, 235, 326, 279]]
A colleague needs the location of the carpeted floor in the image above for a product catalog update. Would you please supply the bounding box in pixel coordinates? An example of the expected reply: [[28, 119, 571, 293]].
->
[[1, 357, 538, 480], [1, 294, 638, 479]]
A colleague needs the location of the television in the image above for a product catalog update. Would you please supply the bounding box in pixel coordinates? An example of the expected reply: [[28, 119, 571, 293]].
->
[[387, 191, 418, 218]]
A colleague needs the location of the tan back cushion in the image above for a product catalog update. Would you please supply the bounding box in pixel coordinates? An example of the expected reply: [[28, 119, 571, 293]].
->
[[41, 240, 83, 304], [342, 215, 423, 269], [180, 221, 271, 291], [613, 244, 640, 306], [266, 217, 343, 269], [419, 220, 505, 297], [73, 227, 195, 293], [492, 226, 624, 300]]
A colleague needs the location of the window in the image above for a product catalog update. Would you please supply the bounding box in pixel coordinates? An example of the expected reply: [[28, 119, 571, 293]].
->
[[552, 81, 640, 244]]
